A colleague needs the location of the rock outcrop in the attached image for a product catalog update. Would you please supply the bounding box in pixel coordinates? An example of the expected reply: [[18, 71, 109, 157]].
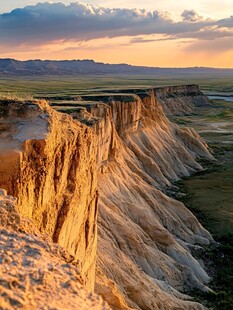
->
[[65, 88, 214, 309], [0, 190, 110, 310], [0, 100, 98, 289], [155, 85, 210, 115], [0, 86, 214, 310]]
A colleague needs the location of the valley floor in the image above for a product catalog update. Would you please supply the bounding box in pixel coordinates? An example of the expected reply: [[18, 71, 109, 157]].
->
[[172, 99, 233, 309]]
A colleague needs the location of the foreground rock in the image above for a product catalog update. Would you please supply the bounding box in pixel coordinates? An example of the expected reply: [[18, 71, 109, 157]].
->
[[0, 99, 98, 289], [0, 191, 110, 310]]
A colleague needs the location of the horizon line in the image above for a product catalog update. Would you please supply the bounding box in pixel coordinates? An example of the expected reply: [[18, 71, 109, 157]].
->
[[0, 58, 233, 70]]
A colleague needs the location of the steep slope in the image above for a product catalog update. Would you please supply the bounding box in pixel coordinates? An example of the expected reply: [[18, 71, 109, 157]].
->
[[155, 85, 211, 115], [0, 190, 110, 310], [67, 89, 214, 309], [0, 100, 98, 289]]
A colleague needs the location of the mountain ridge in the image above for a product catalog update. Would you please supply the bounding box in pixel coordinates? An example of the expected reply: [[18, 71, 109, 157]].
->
[[0, 58, 232, 76]]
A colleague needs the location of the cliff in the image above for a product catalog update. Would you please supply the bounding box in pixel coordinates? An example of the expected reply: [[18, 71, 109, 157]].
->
[[155, 85, 210, 115], [66, 88, 214, 309], [0, 86, 214, 309], [0, 190, 110, 310], [0, 100, 98, 289]]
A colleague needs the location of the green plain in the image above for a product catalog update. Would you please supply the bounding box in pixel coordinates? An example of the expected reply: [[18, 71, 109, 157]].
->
[[0, 73, 233, 97]]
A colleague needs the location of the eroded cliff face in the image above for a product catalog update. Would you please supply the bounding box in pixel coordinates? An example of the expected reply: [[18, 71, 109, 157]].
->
[[70, 89, 214, 310], [0, 86, 214, 310], [155, 84, 210, 115], [0, 190, 110, 310], [0, 100, 98, 289]]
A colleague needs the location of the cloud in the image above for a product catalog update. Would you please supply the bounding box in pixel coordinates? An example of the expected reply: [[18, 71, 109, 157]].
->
[[217, 16, 233, 27], [130, 36, 175, 44], [0, 1, 232, 48], [181, 10, 203, 22], [185, 37, 233, 53]]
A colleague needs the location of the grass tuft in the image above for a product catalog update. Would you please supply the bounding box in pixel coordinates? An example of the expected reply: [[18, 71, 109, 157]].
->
[[0, 92, 34, 101]]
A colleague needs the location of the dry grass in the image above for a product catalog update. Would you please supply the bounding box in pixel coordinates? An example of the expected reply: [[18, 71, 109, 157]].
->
[[0, 92, 34, 101]]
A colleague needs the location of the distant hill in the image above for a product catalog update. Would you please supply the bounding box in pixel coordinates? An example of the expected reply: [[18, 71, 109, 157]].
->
[[0, 58, 232, 76]]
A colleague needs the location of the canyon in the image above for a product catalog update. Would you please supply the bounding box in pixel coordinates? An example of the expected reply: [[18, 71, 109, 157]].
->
[[0, 85, 215, 309]]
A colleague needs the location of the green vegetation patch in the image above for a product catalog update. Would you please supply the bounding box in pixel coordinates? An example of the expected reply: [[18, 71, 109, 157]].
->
[[173, 98, 233, 309], [0, 73, 232, 98]]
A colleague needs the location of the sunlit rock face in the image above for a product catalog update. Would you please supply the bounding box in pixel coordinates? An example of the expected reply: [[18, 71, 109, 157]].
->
[[0, 86, 214, 310], [73, 88, 213, 310], [0, 190, 110, 310], [0, 100, 98, 289]]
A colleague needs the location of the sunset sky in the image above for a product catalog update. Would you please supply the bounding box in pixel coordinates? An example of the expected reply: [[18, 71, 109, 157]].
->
[[0, 1, 232, 67]]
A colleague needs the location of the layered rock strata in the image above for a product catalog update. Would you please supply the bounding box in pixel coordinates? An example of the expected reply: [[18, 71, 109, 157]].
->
[[0, 100, 98, 289], [155, 84, 210, 115], [91, 84, 209, 115], [0, 190, 110, 310], [65, 88, 214, 309]]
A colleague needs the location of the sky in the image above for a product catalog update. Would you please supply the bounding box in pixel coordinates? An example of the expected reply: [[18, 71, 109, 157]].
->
[[0, 1, 232, 67]]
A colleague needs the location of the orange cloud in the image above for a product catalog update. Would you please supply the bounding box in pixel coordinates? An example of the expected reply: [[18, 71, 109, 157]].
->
[[0, 2, 232, 67]]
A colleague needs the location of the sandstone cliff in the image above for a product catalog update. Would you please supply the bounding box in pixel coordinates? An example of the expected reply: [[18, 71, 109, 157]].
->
[[66, 88, 214, 309], [0, 86, 214, 310], [0, 190, 110, 310], [0, 100, 98, 289], [155, 84, 210, 115]]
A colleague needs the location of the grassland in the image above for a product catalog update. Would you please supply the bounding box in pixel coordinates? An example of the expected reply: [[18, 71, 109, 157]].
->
[[173, 100, 233, 237], [0, 73, 233, 98], [172, 99, 233, 309]]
